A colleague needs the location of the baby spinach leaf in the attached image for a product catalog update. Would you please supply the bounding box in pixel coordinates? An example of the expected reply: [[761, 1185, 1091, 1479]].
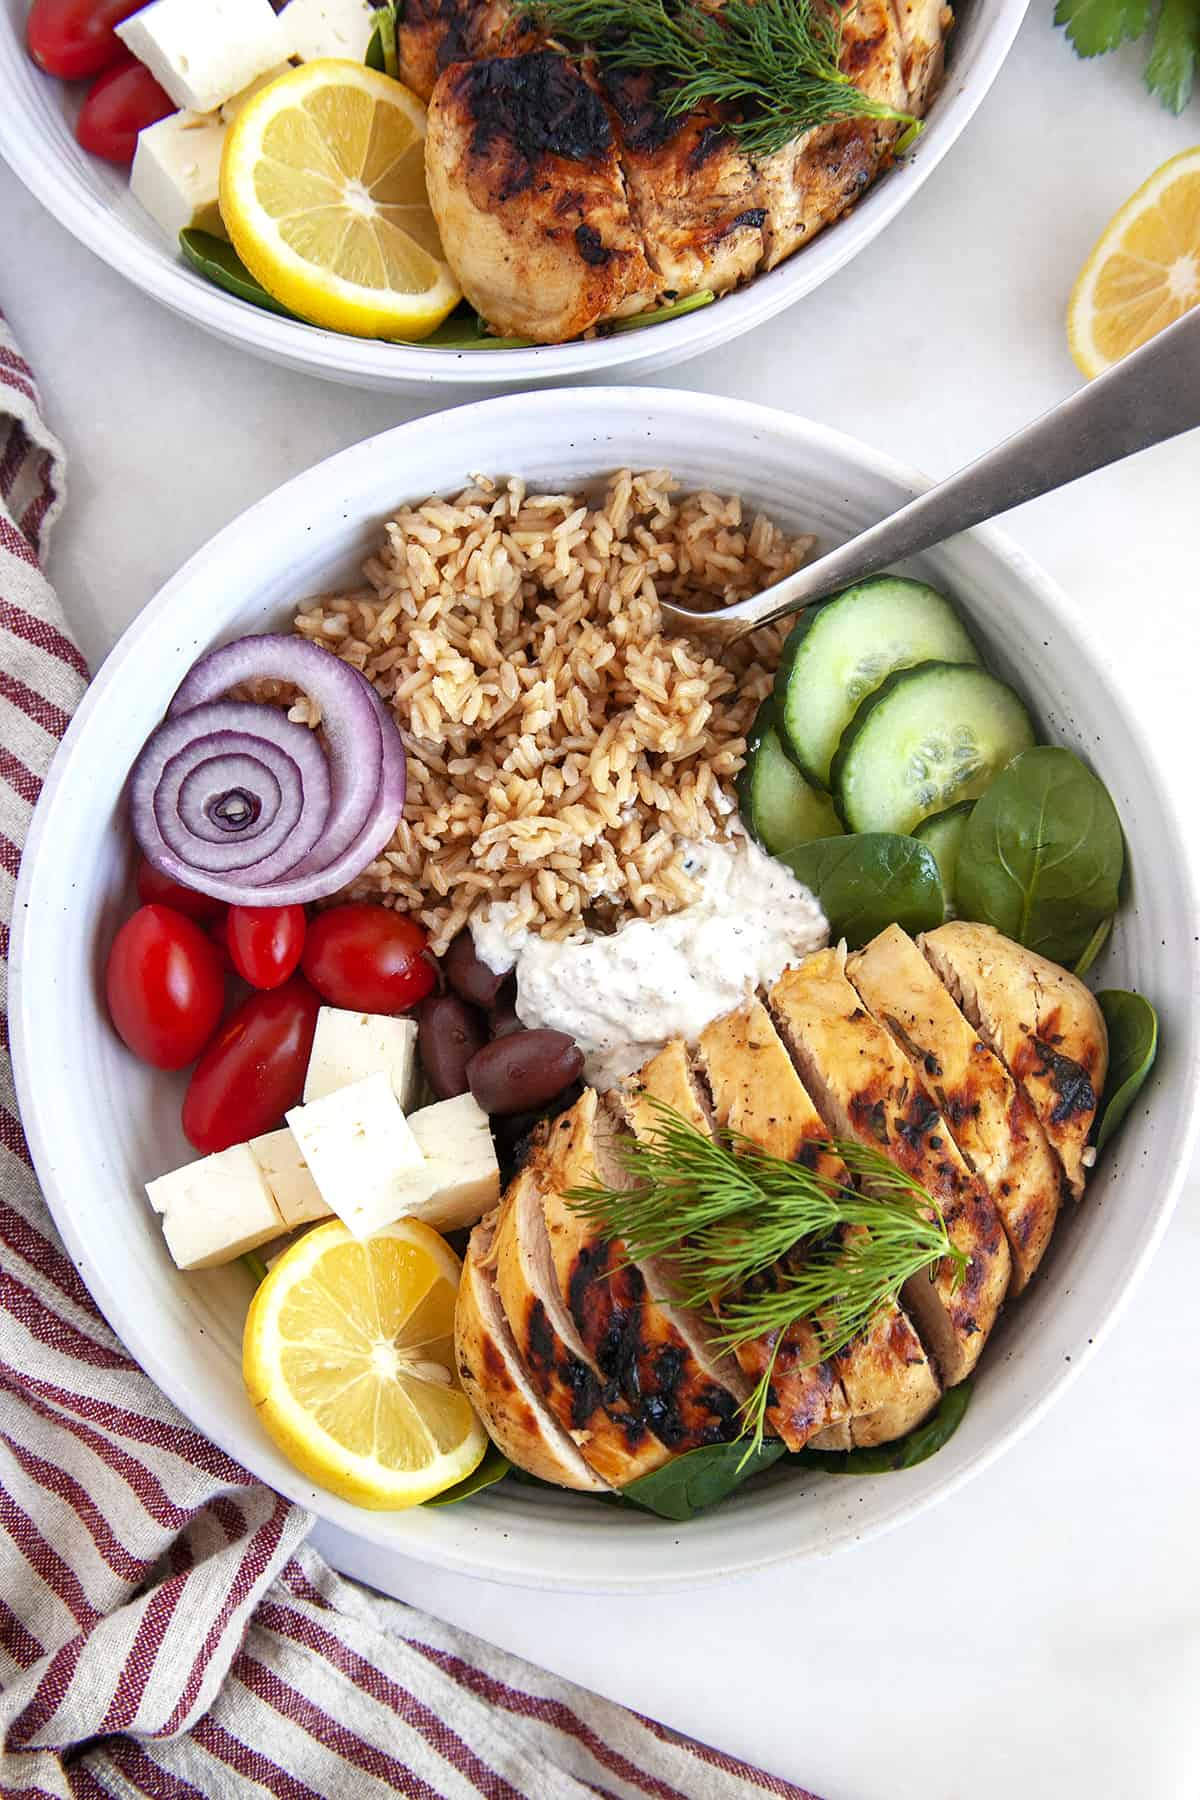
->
[[791, 1381, 973, 1475], [620, 1437, 786, 1521], [179, 231, 296, 317], [1073, 916, 1112, 977], [955, 747, 1124, 966], [423, 1443, 512, 1507], [1094, 990, 1158, 1152], [778, 833, 944, 947], [365, 14, 386, 67], [606, 290, 716, 332]]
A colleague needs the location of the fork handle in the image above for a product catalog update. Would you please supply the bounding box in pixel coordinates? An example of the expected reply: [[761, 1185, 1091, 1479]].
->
[[721, 302, 1200, 633]]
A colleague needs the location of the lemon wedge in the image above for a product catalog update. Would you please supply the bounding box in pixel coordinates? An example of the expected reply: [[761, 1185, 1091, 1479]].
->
[[1068, 147, 1200, 378], [242, 1217, 486, 1508], [219, 60, 461, 341]]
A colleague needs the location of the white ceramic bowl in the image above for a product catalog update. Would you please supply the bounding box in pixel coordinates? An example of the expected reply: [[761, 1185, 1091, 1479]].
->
[[13, 388, 1199, 1592], [0, 0, 1028, 391]]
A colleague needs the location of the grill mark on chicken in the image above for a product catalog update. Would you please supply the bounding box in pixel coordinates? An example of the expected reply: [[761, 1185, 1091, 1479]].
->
[[1027, 1034, 1097, 1126], [462, 51, 615, 195], [575, 223, 612, 264]]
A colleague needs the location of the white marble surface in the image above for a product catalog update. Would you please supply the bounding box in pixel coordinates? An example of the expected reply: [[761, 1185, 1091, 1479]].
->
[[4, 8, 1200, 1797]]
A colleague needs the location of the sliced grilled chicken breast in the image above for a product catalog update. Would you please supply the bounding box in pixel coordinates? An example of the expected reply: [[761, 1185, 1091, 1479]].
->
[[598, 72, 766, 296], [538, 1090, 748, 1450], [921, 923, 1107, 1201], [395, 0, 533, 105], [425, 51, 659, 341], [696, 1001, 848, 1448], [697, 1002, 939, 1448], [456, 1211, 610, 1490], [755, 0, 910, 270], [493, 1163, 671, 1484], [848, 925, 1063, 1291], [619, 1037, 714, 1140], [769, 948, 1011, 1385]]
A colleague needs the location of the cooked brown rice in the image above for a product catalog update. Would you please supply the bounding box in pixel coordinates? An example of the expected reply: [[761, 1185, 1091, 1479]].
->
[[290, 470, 812, 955]]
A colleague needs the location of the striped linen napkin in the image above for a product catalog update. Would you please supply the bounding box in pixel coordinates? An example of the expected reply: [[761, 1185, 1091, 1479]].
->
[[0, 312, 818, 1800]]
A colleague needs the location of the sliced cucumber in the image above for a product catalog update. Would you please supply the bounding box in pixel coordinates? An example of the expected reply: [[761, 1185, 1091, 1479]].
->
[[913, 800, 974, 910], [776, 577, 980, 790], [832, 662, 1036, 836], [737, 700, 842, 855]]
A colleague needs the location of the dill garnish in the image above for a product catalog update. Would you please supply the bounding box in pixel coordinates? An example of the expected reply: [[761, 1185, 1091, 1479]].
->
[[566, 1102, 966, 1453], [517, 0, 919, 157]]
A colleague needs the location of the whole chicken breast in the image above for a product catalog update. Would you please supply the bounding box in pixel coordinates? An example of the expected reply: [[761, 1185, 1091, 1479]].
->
[[848, 925, 1063, 1290], [598, 70, 767, 296], [770, 948, 1011, 1386], [920, 923, 1107, 1201], [424, 50, 659, 341], [755, 0, 910, 270], [455, 1211, 609, 1490]]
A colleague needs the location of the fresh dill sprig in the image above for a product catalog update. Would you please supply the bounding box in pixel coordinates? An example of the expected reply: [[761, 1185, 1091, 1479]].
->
[[517, 0, 919, 158], [566, 1101, 966, 1453]]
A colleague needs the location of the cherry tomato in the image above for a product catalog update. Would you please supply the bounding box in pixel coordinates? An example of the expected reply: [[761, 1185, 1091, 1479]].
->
[[76, 56, 173, 164], [207, 913, 236, 973], [136, 857, 224, 925], [27, 0, 145, 79], [301, 903, 436, 1015], [226, 905, 306, 991], [182, 975, 321, 1154], [105, 904, 225, 1071]]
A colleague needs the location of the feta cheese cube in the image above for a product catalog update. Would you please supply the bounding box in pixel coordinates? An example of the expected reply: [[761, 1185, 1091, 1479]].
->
[[303, 1008, 419, 1110], [406, 1094, 500, 1232], [220, 64, 293, 122], [117, 0, 287, 113], [249, 1127, 331, 1228], [146, 1144, 284, 1271], [287, 1072, 427, 1238], [279, 0, 376, 62], [130, 110, 227, 241]]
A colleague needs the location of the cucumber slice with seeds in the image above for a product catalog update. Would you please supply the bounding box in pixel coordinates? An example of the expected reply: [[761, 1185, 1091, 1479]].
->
[[833, 663, 1036, 836], [777, 578, 980, 790], [913, 800, 975, 910], [737, 701, 842, 854]]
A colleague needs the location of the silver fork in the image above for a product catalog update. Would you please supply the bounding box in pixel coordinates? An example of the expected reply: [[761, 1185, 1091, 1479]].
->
[[659, 305, 1200, 646]]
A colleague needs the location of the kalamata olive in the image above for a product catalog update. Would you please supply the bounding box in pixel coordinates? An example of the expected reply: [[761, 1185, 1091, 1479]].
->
[[418, 993, 488, 1099], [444, 930, 508, 1008], [488, 996, 525, 1039], [466, 1028, 584, 1116]]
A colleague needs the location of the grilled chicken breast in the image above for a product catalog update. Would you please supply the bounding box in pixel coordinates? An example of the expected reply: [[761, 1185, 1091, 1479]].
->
[[755, 0, 909, 270], [395, 0, 534, 105], [456, 1211, 609, 1489], [493, 1162, 671, 1483], [425, 51, 659, 341], [770, 948, 1011, 1385], [619, 1037, 714, 1140], [921, 924, 1107, 1201], [538, 1089, 749, 1451], [697, 1002, 940, 1449], [848, 925, 1063, 1291], [598, 72, 766, 296]]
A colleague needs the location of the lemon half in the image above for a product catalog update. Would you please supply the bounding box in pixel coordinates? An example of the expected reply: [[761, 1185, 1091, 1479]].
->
[[243, 1217, 485, 1508], [220, 60, 461, 341], [1068, 147, 1200, 378]]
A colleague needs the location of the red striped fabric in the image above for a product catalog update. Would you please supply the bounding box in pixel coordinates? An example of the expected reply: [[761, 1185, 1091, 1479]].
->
[[0, 313, 822, 1800]]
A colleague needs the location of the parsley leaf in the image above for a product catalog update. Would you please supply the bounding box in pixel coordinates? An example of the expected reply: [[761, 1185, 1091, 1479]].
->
[[1145, 0, 1200, 108], [1054, 0, 1153, 56]]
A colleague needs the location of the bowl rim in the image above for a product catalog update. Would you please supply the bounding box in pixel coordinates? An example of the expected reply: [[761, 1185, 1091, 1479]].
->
[[0, 0, 1030, 387], [14, 386, 1200, 1591]]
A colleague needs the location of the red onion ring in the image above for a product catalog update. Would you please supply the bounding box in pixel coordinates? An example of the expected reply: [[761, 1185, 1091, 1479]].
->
[[130, 636, 407, 906]]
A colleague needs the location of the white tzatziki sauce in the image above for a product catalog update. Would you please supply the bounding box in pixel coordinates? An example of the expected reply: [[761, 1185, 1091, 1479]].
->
[[470, 836, 828, 1089]]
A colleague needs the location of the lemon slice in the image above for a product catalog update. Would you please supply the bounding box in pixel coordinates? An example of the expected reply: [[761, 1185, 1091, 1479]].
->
[[219, 60, 461, 341], [1068, 147, 1200, 378], [243, 1217, 486, 1508]]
